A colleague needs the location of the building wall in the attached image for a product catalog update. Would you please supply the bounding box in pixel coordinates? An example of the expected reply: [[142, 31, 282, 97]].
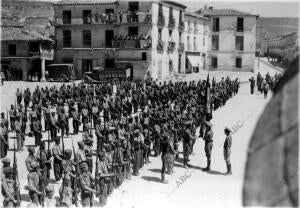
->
[[1, 41, 30, 57], [207, 16, 256, 72]]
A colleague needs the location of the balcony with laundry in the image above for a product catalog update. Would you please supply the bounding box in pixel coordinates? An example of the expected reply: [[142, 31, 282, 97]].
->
[[112, 34, 152, 49]]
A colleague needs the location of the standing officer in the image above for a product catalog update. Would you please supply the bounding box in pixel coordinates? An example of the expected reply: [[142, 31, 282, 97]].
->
[[25, 147, 38, 172], [9, 105, 16, 131], [79, 161, 96, 207], [249, 77, 255, 94], [52, 137, 63, 182], [203, 121, 213, 171], [182, 121, 197, 168], [36, 141, 51, 183], [224, 127, 232, 175], [1, 122, 9, 158]]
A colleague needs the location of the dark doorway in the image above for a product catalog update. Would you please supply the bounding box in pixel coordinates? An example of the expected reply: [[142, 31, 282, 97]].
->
[[105, 9, 114, 14], [105, 30, 114, 47], [129, 2, 139, 11], [105, 59, 115, 69]]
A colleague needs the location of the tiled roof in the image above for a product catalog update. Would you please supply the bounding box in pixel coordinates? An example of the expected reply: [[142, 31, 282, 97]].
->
[[1, 27, 54, 42], [197, 9, 258, 17], [184, 11, 208, 20], [54, 0, 117, 6]]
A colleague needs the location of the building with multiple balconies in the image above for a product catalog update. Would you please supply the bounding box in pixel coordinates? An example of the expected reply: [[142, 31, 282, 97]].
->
[[53, 2, 259, 79]]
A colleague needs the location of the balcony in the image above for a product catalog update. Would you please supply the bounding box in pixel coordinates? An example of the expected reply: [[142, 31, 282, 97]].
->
[[157, 40, 165, 52], [167, 41, 176, 53], [29, 51, 41, 57], [157, 15, 165, 27], [178, 21, 185, 31], [117, 12, 152, 24], [178, 42, 184, 53], [112, 39, 152, 49], [168, 17, 175, 29]]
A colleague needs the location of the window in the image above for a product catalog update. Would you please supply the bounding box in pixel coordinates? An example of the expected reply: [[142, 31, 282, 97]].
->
[[179, 10, 182, 22], [178, 54, 182, 73], [193, 37, 196, 51], [212, 18, 219, 32], [236, 57, 242, 68], [8, 44, 16, 56], [29, 42, 39, 52], [211, 57, 218, 68], [203, 37, 205, 46], [82, 30, 91, 47], [63, 10, 71, 24], [105, 59, 115, 68], [236, 36, 244, 51], [188, 20, 190, 26], [169, 30, 173, 41], [128, 27, 138, 36], [169, 7, 173, 19], [82, 10, 92, 24], [63, 30, 71, 47], [129, 1, 139, 11], [142, 52, 147, 61], [179, 32, 182, 42], [82, 59, 93, 72], [158, 29, 162, 40], [237, 18, 244, 32], [212, 35, 219, 50], [187, 36, 190, 51], [158, 3, 163, 15]]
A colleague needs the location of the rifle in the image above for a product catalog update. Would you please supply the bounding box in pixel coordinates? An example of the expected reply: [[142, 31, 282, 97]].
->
[[39, 144, 45, 207], [72, 140, 78, 206], [13, 141, 21, 207]]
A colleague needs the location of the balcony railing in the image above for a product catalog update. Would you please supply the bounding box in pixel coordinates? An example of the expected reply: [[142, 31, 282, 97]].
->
[[178, 21, 185, 31], [29, 52, 41, 57], [168, 17, 175, 28], [167, 41, 176, 52], [157, 15, 165, 27], [157, 40, 165, 52], [117, 12, 152, 24], [112, 39, 152, 49], [178, 42, 184, 52]]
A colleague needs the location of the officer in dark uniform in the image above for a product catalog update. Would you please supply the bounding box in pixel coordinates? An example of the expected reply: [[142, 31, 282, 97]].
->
[[249, 77, 255, 94], [203, 121, 213, 171]]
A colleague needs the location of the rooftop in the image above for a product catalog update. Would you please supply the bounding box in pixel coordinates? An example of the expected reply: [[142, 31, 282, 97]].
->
[[162, 1, 187, 9], [184, 11, 208, 20], [197, 8, 258, 17], [54, 0, 117, 6], [1, 27, 54, 42]]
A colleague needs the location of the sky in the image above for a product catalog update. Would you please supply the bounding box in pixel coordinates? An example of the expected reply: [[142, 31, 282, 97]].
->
[[181, 1, 299, 17], [15, 0, 299, 17]]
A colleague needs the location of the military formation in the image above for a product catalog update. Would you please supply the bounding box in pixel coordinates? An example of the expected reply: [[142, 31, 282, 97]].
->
[[1, 76, 240, 207]]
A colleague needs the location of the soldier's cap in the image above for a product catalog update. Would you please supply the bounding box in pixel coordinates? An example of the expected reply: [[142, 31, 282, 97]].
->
[[134, 129, 140, 134], [45, 185, 54, 193], [2, 157, 11, 164], [224, 127, 231, 133], [1, 112, 5, 115], [28, 146, 35, 152], [83, 138, 93, 144], [3, 167, 13, 175], [79, 161, 88, 169], [98, 151, 106, 158], [32, 114, 37, 118], [205, 121, 213, 127], [51, 112, 55, 115], [31, 161, 39, 168], [64, 149, 72, 156], [78, 141, 85, 147]]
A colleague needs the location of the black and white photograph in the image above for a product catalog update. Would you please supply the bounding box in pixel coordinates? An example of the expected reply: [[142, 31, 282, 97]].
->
[[0, 0, 299, 207]]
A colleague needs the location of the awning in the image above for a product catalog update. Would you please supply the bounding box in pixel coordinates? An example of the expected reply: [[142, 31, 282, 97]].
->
[[187, 55, 201, 67]]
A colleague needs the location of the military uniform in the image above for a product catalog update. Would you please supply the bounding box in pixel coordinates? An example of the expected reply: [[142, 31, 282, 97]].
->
[[224, 127, 232, 175], [52, 138, 63, 181], [79, 162, 95, 207], [27, 162, 42, 205], [203, 122, 213, 171], [2, 167, 19, 207]]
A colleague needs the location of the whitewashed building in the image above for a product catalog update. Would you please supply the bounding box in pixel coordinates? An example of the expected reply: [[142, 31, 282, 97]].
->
[[197, 8, 258, 72]]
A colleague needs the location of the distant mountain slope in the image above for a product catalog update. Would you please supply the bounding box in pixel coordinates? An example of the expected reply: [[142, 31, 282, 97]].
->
[[257, 17, 298, 40]]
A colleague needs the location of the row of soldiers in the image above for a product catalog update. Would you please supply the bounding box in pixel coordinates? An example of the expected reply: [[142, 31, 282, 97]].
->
[[1, 76, 239, 207], [249, 72, 282, 97]]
